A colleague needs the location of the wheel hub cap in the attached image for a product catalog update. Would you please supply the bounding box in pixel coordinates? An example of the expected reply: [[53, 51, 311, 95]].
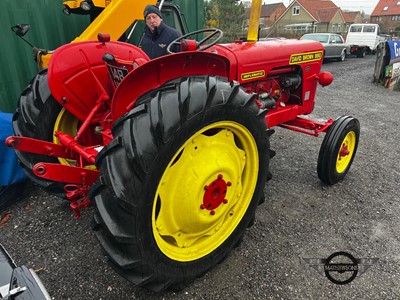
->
[[201, 174, 232, 214]]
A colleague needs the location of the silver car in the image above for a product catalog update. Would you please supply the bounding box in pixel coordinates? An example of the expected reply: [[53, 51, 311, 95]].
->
[[300, 33, 350, 62]]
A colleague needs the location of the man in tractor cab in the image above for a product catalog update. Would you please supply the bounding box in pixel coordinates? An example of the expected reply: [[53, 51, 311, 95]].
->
[[140, 4, 181, 59]]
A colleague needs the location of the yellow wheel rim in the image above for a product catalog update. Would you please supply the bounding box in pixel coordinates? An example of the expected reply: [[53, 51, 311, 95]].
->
[[153, 121, 259, 262], [53, 108, 79, 166], [336, 131, 356, 173]]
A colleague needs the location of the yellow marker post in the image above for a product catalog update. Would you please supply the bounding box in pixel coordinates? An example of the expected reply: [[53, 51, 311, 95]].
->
[[247, 0, 262, 42]]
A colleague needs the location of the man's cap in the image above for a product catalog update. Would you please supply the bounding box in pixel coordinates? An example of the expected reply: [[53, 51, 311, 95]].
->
[[144, 5, 162, 18]]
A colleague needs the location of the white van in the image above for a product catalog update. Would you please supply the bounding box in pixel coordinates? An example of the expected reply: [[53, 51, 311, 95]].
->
[[346, 23, 389, 57]]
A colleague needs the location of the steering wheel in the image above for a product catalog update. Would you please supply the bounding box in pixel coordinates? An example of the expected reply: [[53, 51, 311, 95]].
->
[[167, 28, 223, 54]]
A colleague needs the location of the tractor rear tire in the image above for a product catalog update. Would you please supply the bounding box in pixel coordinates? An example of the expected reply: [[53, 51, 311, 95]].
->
[[91, 76, 269, 292], [12, 70, 65, 196], [317, 116, 360, 185]]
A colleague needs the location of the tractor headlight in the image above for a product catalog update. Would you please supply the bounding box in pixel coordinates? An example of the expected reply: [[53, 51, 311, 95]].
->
[[80, 1, 92, 11]]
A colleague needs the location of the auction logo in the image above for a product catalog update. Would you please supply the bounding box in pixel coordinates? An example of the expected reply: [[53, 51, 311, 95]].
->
[[302, 251, 378, 285]]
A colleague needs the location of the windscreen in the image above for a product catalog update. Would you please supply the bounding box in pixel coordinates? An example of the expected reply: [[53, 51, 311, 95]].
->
[[301, 34, 329, 43]]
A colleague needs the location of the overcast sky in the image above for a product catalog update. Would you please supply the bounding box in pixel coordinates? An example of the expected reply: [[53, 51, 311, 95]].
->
[[271, 0, 380, 15]]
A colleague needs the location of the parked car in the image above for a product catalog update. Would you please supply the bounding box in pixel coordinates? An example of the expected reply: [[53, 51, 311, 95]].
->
[[0, 244, 51, 299], [300, 33, 350, 62]]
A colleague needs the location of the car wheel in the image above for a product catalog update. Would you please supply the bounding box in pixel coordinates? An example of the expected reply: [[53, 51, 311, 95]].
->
[[356, 48, 366, 58], [337, 49, 346, 62]]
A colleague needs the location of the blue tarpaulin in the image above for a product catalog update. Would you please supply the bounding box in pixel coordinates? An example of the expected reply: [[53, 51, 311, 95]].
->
[[0, 112, 26, 186]]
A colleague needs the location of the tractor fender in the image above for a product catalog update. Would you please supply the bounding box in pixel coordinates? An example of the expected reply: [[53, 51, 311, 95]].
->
[[48, 40, 149, 122], [111, 51, 233, 121]]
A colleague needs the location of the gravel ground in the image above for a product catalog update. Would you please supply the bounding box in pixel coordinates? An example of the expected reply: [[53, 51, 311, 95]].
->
[[1, 54, 400, 299]]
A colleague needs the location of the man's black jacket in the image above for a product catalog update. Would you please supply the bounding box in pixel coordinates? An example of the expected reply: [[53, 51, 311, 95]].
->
[[141, 22, 180, 59]]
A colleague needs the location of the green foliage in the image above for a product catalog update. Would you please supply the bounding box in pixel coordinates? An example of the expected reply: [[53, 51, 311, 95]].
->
[[204, 0, 246, 42]]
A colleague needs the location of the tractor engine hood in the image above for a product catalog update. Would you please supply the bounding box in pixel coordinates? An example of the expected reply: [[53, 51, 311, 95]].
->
[[210, 39, 325, 84]]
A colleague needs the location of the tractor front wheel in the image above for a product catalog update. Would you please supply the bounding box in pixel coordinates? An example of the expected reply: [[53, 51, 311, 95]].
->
[[91, 76, 270, 291], [317, 116, 360, 185]]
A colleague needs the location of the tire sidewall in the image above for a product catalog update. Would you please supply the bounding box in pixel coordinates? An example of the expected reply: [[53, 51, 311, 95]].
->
[[340, 49, 346, 62], [325, 118, 360, 183], [133, 103, 269, 278]]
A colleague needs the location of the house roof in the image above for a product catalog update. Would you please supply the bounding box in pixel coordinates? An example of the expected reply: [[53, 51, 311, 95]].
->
[[371, 0, 400, 16], [294, 0, 342, 22], [272, 0, 359, 28], [245, 3, 285, 18], [342, 11, 362, 23], [315, 7, 341, 22]]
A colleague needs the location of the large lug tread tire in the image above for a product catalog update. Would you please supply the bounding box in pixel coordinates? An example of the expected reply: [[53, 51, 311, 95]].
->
[[12, 70, 65, 196], [317, 116, 360, 185], [91, 76, 270, 292], [0, 181, 29, 211]]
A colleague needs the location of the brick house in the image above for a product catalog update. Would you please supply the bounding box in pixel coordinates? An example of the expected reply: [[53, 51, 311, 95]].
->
[[270, 0, 348, 37], [244, 2, 286, 31], [341, 11, 363, 38], [343, 11, 363, 31], [370, 0, 400, 34]]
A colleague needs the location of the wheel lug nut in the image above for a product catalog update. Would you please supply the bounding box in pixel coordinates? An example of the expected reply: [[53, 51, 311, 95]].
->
[[200, 204, 205, 209], [210, 210, 215, 215], [223, 199, 228, 204]]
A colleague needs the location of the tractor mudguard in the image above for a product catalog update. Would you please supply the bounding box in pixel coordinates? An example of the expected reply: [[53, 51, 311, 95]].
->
[[48, 39, 149, 122], [111, 51, 232, 120]]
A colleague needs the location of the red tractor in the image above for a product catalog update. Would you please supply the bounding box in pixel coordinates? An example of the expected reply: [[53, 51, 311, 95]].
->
[[6, 15, 360, 294]]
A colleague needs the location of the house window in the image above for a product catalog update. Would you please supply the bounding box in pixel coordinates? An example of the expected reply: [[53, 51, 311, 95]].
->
[[283, 22, 314, 33], [383, 6, 388, 10], [392, 15, 396, 20], [292, 6, 300, 15], [376, 16, 381, 22], [332, 24, 338, 32]]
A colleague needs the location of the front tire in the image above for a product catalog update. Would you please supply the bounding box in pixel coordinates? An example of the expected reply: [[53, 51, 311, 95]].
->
[[317, 116, 360, 185], [91, 76, 269, 291]]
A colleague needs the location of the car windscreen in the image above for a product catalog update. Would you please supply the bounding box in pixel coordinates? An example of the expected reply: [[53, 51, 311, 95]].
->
[[301, 35, 329, 43]]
